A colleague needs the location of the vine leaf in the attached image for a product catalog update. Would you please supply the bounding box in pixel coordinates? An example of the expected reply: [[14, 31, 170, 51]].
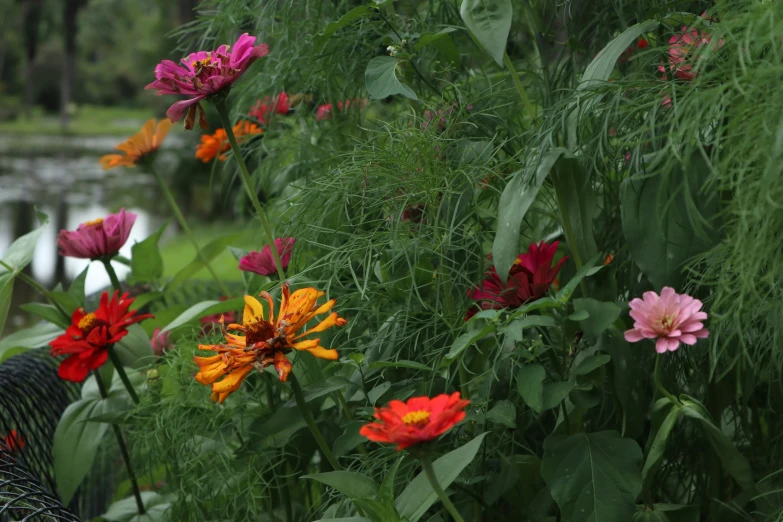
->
[[460, 0, 512, 66], [365, 56, 417, 100]]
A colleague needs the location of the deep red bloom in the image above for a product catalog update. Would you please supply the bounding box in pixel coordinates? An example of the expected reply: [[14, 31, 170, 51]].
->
[[1, 430, 24, 454], [49, 291, 153, 382], [360, 393, 470, 451], [468, 241, 567, 315], [249, 91, 291, 124]]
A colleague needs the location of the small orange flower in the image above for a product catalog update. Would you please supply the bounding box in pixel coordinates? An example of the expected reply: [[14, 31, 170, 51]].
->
[[360, 393, 470, 451], [1, 430, 24, 456], [194, 282, 347, 403], [100, 118, 172, 170], [195, 120, 263, 163], [604, 254, 615, 265]]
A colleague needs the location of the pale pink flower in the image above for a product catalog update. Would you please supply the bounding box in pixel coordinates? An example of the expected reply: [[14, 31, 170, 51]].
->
[[151, 328, 173, 356], [658, 26, 724, 81], [145, 33, 270, 129], [624, 287, 709, 353], [238, 237, 295, 276], [57, 209, 136, 259]]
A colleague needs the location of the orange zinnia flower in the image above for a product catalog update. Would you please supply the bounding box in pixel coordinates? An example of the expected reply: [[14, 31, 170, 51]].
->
[[100, 118, 172, 170], [195, 120, 263, 163], [194, 283, 347, 403], [360, 393, 470, 451]]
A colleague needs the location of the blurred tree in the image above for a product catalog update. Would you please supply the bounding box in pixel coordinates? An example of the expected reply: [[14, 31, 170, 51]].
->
[[60, 0, 86, 128], [20, 0, 43, 117]]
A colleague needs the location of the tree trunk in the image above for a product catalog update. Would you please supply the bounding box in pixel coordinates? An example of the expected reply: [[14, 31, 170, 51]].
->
[[60, 0, 82, 130], [20, 0, 43, 119]]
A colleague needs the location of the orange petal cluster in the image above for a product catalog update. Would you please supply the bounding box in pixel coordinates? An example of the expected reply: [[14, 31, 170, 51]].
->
[[195, 120, 263, 163], [100, 118, 172, 170]]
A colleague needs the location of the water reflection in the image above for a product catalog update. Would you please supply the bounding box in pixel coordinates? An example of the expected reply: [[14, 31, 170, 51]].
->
[[0, 134, 179, 331]]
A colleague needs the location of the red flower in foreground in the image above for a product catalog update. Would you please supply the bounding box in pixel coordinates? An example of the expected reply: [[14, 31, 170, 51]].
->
[[249, 91, 291, 124], [360, 393, 470, 451], [1, 430, 24, 454], [467, 241, 567, 320], [49, 291, 153, 382]]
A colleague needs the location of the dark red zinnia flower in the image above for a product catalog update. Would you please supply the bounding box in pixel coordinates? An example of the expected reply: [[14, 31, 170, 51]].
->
[[360, 393, 470, 451], [467, 240, 567, 318], [49, 291, 153, 382], [249, 91, 291, 124]]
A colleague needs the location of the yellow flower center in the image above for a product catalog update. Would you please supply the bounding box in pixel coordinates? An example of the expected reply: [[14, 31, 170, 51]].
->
[[191, 57, 213, 70], [657, 314, 675, 333], [402, 410, 431, 426], [78, 312, 98, 333], [83, 217, 103, 227]]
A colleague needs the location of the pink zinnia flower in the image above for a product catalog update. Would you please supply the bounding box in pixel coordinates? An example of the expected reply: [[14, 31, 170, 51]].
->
[[238, 237, 295, 276], [145, 33, 270, 129], [57, 209, 136, 259], [249, 91, 291, 124], [151, 328, 173, 356], [624, 287, 709, 353], [316, 99, 368, 121], [467, 241, 567, 319], [316, 103, 333, 121], [658, 27, 723, 81]]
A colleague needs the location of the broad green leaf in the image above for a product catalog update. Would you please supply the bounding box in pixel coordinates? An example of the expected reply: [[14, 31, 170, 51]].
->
[[0, 322, 64, 363], [114, 324, 154, 369], [649, 504, 699, 522], [633, 510, 670, 522], [517, 363, 546, 412], [460, 0, 512, 66], [379, 457, 404, 505], [365, 56, 418, 100], [620, 157, 718, 290], [161, 297, 244, 332], [549, 156, 597, 271], [46, 290, 80, 316], [556, 255, 601, 304], [166, 232, 242, 292], [444, 323, 496, 363], [102, 491, 172, 521], [572, 299, 622, 341], [283, 376, 353, 407], [367, 381, 392, 405], [316, 6, 375, 46], [643, 400, 681, 480], [20, 302, 70, 328], [415, 28, 460, 66], [130, 223, 167, 282], [396, 433, 487, 522], [353, 498, 402, 522], [597, 331, 648, 439], [369, 360, 433, 372], [541, 430, 643, 522], [572, 355, 612, 376], [541, 380, 574, 411], [253, 406, 306, 448], [303, 471, 379, 501], [1, 210, 49, 270], [487, 399, 516, 428], [0, 273, 15, 336], [333, 421, 366, 457], [493, 149, 569, 282], [67, 265, 90, 308]]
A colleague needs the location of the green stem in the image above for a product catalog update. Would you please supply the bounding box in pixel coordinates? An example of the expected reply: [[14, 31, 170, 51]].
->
[[503, 52, 536, 122], [147, 163, 230, 296], [458, 363, 471, 400], [420, 457, 465, 522], [0, 259, 68, 318], [213, 100, 286, 281], [289, 374, 341, 470], [654, 353, 680, 405], [93, 370, 146, 515], [107, 345, 140, 405], [101, 258, 122, 292]]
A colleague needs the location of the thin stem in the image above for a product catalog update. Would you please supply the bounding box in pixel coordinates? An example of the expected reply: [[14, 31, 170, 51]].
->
[[0, 259, 68, 318], [420, 457, 465, 522], [147, 163, 230, 296], [107, 345, 140, 405], [93, 370, 145, 515], [289, 374, 341, 471], [101, 258, 122, 292], [503, 52, 536, 122], [213, 99, 285, 281], [654, 354, 680, 405]]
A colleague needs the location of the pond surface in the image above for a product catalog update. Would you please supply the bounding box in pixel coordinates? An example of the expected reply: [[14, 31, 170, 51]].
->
[[0, 134, 183, 331]]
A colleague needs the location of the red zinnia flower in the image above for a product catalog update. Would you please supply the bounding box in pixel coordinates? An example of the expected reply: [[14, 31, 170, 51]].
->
[[1, 430, 24, 454], [249, 91, 291, 124], [360, 393, 470, 451], [49, 291, 153, 382], [467, 240, 567, 318]]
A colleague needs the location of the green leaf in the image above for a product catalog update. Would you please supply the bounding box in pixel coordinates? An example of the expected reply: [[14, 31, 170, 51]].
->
[[0, 273, 15, 336], [572, 299, 622, 341], [542, 381, 574, 411], [67, 265, 90, 308], [493, 149, 568, 282], [633, 509, 670, 522], [315, 518, 372, 522], [460, 0, 512, 66], [1, 210, 49, 271], [352, 499, 402, 522], [415, 28, 460, 66], [517, 363, 546, 412], [20, 302, 71, 328], [161, 297, 244, 332], [549, 156, 597, 270], [333, 421, 366, 457], [0, 322, 64, 363], [369, 360, 433, 372], [396, 433, 487, 522], [541, 430, 643, 522], [130, 223, 167, 282], [379, 457, 404, 505], [487, 399, 517, 428], [444, 323, 496, 363], [102, 491, 172, 521], [642, 401, 681, 480], [166, 232, 242, 292], [365, 56, 418, 100], [283, 376, 353, 407], [572, 354, 612, 376], [114, 324, 154, 369], [556, 255, 601, 304], [303, 471, 379, 501], [316, 6, 375, 47], [620, 157, 718, 290], [46, 290, 81, 316]]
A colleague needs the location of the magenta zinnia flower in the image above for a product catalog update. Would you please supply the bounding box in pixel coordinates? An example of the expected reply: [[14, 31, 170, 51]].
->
[[151, 328, 173, 356], [624, 287, 709, 353], [658, 26, 724, 81], [238, 237, 295, 276], [145, 33, 270, 129], [468, 241, 567, 318], [57, 209, 136, 259]]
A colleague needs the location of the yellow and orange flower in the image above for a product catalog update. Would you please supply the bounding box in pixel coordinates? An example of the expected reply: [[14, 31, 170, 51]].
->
[[195, 120, 263, 163], [194, 283, 347, 403], [100, 118, 172, 170]]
